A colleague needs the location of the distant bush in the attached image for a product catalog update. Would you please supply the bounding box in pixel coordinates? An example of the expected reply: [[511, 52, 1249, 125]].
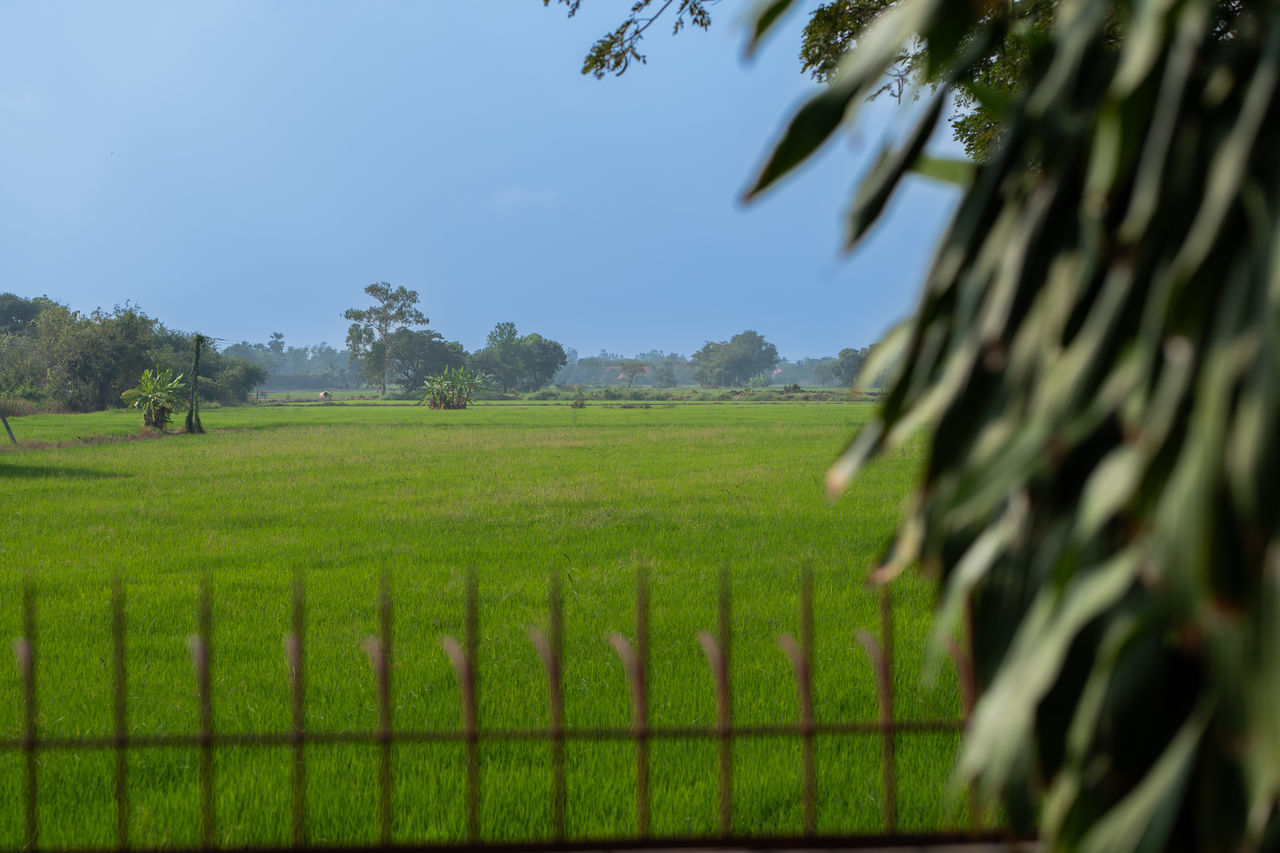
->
[[0, 397, 42, 417]]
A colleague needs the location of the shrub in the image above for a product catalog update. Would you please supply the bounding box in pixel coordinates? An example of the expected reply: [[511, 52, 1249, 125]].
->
[[0, 397, 41, 418], [419, 366, 493, 410]]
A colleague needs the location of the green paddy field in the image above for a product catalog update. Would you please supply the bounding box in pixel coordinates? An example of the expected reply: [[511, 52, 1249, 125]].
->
[[0, 401, 970, 847]]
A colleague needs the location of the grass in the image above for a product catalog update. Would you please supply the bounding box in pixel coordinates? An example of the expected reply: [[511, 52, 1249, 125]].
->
[[0, 402, 971, 848]]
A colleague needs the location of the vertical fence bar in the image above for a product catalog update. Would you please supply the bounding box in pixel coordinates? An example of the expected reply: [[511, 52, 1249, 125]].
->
[[696, 565, 733, 838], [362, 576, 395, 845], [635, 567, 649, 839], [14, 578, 38, 852], [284, 574, 307, 848], [856, 586, 896, 835], [607, 572, 649, 840], [717, 565, 732, 838], [777, 566, 816, 836], [187, 579, 215, 850], [443, 572, 480, 843], [465, 572, 479, 843], [529, 572, 565, 841], [879, 586, 896, 834], [111, 577, 129, 851], [949, 603, 979, 833]]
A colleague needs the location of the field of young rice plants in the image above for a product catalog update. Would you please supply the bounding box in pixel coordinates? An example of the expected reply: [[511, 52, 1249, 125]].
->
[[0, 402, 967, 847]]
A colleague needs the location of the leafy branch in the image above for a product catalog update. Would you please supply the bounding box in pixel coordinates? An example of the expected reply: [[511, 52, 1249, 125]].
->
[[545, 0, 718, 78]]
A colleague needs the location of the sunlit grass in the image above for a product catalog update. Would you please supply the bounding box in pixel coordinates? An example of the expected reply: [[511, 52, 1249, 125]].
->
[[0, 402, 969, 846]]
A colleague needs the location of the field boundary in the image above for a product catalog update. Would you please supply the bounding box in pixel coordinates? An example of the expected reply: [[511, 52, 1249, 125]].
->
[[3, 570, 1019, 852]]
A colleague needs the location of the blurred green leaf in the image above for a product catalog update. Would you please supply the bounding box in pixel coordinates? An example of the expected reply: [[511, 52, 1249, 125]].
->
[[745, 0, 795, 57]]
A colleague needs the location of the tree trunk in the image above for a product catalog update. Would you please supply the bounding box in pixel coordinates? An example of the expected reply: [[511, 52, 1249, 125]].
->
[[1, 412, 15, 445]]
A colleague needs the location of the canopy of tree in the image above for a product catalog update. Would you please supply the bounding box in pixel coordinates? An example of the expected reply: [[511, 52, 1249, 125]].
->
[[690, 330, 779, 387], [0, 294, 265, 411], [469, 322, 568, 393]]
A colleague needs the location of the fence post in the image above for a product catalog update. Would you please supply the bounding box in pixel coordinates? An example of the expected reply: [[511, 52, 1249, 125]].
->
[[362, 575, 395, 845], [529, 571, 564, 841], [111, 577, 129, 851], [13, 578, 38, 852], [856, 585, 896, 834], [284, 573, 307, 848], [443, 572, 480, 843], [186, 579, 215, 850], [607, 566, 649, 840], [777, 565, 816, 836]]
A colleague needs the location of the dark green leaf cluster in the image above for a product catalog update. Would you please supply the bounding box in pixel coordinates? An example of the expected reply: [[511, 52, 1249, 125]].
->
[[751, 0, 1280, 845], [0, 295, 265, 411], [690, 330, 779, 387], [469, 322, 568, 393]]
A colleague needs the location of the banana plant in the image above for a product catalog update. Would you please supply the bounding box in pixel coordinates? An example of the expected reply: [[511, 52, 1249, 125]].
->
[[121, 367, 186, 431], [419, 366, 492, 410]]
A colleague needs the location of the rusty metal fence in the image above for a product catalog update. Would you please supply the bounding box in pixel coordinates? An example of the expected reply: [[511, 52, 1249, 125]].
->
[[2, 570, 1015, 852]]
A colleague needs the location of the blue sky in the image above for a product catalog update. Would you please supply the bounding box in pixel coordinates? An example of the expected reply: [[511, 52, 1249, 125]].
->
[[0, 2, 960, 360]]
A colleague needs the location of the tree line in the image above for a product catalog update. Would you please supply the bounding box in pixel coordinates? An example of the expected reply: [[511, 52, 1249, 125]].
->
[[555, 341, 882, 389], [0, 293, 265, 413], [1, 284, 885, 414]]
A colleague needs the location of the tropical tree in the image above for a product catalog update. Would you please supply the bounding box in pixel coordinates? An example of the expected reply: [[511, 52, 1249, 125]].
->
[[343, 282, 428, 396], [121, 367, 186, 431]]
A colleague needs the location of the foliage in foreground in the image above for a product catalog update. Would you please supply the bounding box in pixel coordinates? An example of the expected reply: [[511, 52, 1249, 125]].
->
[[120, 367, 186, 431], [742, 0, 1279, 848]]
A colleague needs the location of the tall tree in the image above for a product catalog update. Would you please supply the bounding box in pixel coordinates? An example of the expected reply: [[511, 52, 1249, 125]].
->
[[343, 282, 428, 396]]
